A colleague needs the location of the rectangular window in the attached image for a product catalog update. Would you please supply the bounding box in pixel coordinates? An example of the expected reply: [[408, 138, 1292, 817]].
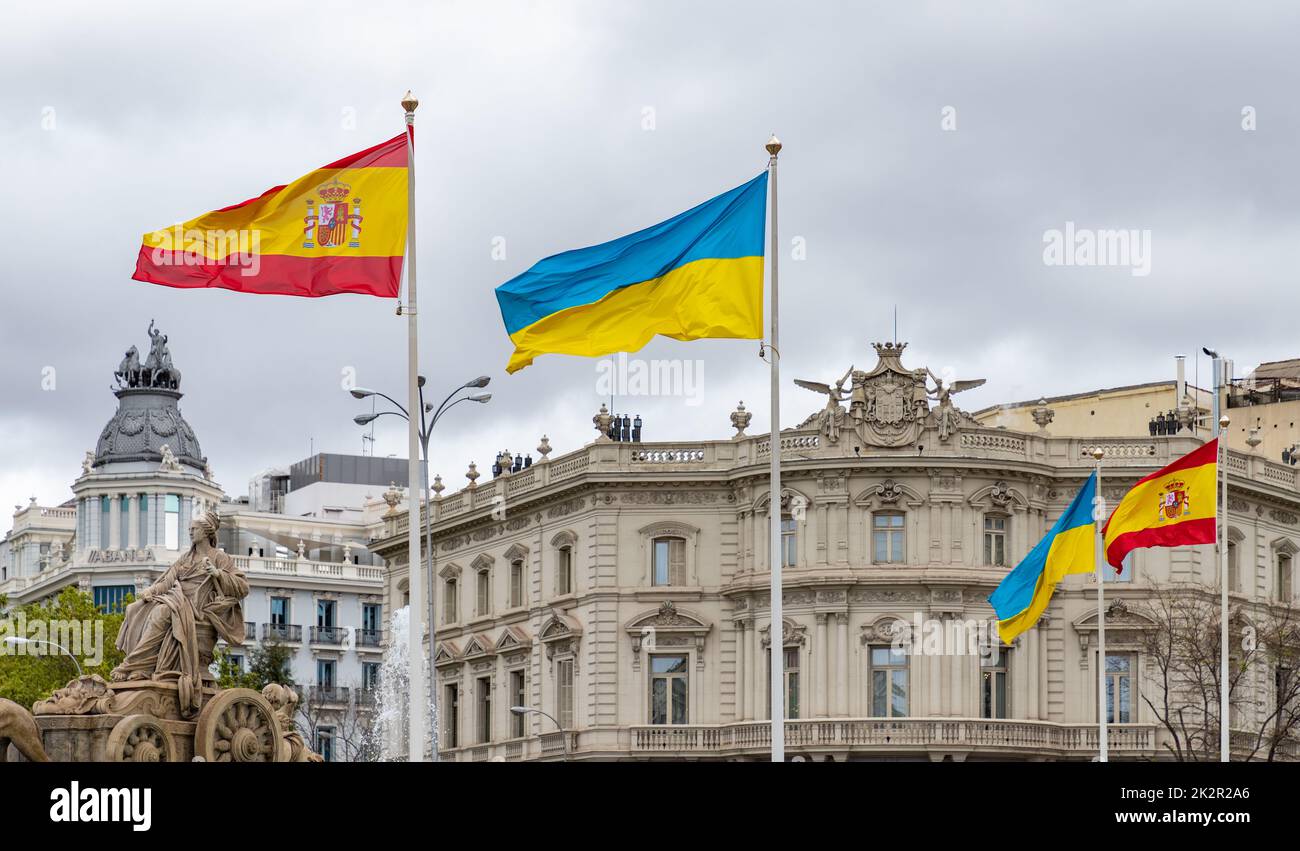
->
[[984, 515, 1008, 566], [476, 569, 491, 617], [228, 654, 245, 672], [443, 579, 458, 624], [510, 560, 524, 608], [92, 585, 135, 614], [766, 648, 800, 720], [870, 647, 909, 718], [119, 495, 130, 549], [780, 518, 797, 568], [317, 599, 336, 628], [362, 661, 381, 693], [316, 727, 335, 762], [652, 538, 686, 586], [362, 603, 381, 634], [1227, 540, 1239, 593], [510, 670, 527, 738], [317, 658, 336, 690], [558, 546, 573, 595], [556, 658, 574, 729], [1278, 554, 1293, 601], [981, 648, 1008, 719], [100, 495, 111, 548], [164, 494, 180, 551], [138, 494, 148, 547], [649, 654, 689, 725], [873, 513, 905, 563], [1105, 552, 1134, 583], [477, 676, 492, 744], [444, 683, 460, 749], [270, 596, 290, 625], [1105, 654, 1132, 723]]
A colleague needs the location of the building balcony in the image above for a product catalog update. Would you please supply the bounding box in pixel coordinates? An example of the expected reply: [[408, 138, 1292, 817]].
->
[[626, 718, 1158, 759], [231, 555, 384, 587], [307, 685, 351, 705], [261, 623, 302, 643], [356, 629, 383, 651], [310, 625, 348, 646]]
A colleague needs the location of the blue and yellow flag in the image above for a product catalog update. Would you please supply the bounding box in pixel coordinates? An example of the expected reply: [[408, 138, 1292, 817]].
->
[[495, 172, 768, 373], [988, 473, 1097, 644]]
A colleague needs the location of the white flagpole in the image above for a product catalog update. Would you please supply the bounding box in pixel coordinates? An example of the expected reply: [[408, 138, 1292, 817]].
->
[[765, 134, 784, 763], [402, 90, 427, 762], [1092, 448, 1107, 762], [1220, 416, 1231, 761]]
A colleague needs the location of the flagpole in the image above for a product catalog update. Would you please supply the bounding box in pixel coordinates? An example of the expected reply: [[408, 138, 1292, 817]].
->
[[1220, 415, 1231, 762], [765, 134, 784, 763], [402, 90, 427, 763], [1092, 448, 1107, 762]]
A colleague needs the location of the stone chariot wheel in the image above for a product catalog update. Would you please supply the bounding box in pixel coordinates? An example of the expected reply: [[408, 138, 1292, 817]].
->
[[194, 689, 283, 762], [107, 714, 175, 762]]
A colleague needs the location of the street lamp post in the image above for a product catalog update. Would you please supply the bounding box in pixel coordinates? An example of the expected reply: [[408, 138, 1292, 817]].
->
[[2, 636, 83, 678], [509, 705, 568, 761], [350, 375, 490, 761]]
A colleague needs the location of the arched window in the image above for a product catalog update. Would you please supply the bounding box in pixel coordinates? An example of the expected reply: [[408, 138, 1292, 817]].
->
[[475, 565, 492, 618], [1228, 538, 1239, 593], [557, 545, 574, 596], [443, 576, 459, 624], [1279, 552, 1294, 602]]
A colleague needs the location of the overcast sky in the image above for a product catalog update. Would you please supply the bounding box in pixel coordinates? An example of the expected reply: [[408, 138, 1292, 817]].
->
[[2, 0, 1296, 523]]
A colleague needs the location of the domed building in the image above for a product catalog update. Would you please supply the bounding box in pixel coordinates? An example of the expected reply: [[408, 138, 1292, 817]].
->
[[374, 340, 1300, 762]]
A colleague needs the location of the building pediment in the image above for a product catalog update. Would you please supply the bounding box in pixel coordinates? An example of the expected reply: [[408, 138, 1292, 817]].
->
[[462, 633, 494, 659], [493, 625, 532, 655], [433, 640, 461, 666]]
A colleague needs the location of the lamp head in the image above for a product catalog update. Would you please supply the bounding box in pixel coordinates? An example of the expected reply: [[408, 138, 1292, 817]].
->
[[350, 387, 376, 399], [468, 393, 491, 403], [510, 706, 529, 715], [353, 413, 379, 426], [1203, 347, 1220, 359], [466, 376, 491, 389]]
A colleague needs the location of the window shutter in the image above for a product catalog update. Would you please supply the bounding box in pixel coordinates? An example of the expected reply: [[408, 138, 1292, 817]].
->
[[670, 538, 686, 585]]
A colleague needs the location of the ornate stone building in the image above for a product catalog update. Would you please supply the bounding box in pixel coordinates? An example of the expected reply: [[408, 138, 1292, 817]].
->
[[372, 341, 1300, 761]]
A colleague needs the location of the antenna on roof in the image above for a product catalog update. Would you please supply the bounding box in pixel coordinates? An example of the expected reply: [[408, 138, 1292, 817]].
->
[[893, 304, 898, 343]]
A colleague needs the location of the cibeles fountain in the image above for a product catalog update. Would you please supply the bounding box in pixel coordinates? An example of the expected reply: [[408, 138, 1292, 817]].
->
[[2, 326, 320, 763]]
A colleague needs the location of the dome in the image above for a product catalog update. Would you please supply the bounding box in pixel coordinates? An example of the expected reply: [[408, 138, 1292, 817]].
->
[[93, 387, 205, 471], [93, 321, 205, 472]]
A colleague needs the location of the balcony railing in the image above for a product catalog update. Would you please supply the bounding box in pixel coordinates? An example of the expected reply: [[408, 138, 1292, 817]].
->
[[231, 555, 384, 585], [307, 685, 351, 704], [628, 718, 1158, 756], [310, 625, 348, 645], [261, 623, 302, 643], [356, 629, 383, 648]]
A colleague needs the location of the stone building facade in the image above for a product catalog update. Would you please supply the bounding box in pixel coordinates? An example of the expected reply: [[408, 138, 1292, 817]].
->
[[375, 341, 1300, 761]]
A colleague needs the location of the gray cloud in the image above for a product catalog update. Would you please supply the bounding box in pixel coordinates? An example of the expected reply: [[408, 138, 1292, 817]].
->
[[2, 0, 1296, 517]]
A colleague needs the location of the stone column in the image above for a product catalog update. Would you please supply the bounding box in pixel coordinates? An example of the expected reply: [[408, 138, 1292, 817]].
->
[[835, 612, 849, 716], [127, 495, 139, 549], [736, 620, 748, 721], [108, 494, 122, 550], [815, 613, 829, 717]]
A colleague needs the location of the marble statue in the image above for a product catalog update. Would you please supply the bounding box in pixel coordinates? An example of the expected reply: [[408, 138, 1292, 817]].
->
[[925, 368, 986, 443], [794, 365, 852, 444], [0, 698, 49, 762], [111, 510, 249, 717]]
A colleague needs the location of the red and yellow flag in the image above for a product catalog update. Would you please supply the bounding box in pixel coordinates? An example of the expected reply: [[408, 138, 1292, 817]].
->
[[1102, 439, 1219, 569], [132, 133, 409, 298]]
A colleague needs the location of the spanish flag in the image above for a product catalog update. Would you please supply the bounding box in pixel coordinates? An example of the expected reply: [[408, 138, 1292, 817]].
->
[[132, 133, 409, 298], [1102, 439, 1218, 569], [989, 473, 1097, 644], [495, 172, 767, 373]]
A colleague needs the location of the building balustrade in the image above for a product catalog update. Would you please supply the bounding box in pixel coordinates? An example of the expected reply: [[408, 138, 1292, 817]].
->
[[310, 625, 348, 645], [307, 685, 351, 704], [261, 623, 302, 642], [230, 555, 383, 585]]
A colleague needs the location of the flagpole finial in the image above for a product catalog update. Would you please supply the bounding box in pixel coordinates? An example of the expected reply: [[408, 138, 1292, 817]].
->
[[1091, 448, 1105, 462], [402, 90, 420, 113], [765, 134, 782, 157], [1219, 414, 1230, 429]]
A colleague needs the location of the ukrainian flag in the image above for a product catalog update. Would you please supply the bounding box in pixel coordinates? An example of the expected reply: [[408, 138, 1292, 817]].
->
[[988, 473, 1098, 644], [495, 172, 768, 373]]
